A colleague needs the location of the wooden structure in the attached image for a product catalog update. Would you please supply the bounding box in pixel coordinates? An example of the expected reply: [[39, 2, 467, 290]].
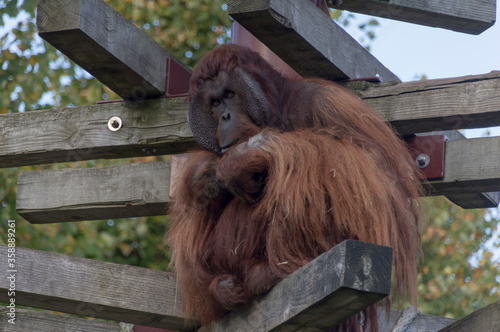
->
[[1, 0, 499, 330]]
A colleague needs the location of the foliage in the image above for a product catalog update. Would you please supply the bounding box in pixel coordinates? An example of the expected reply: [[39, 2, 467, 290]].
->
[[0, 0, 231, 270], [417, 196, 500, 318], [0, 0, 499, 321]]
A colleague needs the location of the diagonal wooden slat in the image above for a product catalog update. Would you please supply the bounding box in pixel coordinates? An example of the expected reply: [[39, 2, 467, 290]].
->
[[328, 0, 496, 35], [36, 0, 191, 99], [227, 0, 399, 82]]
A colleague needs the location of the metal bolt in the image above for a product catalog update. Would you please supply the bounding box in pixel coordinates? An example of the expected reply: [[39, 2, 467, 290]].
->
[[107, 116, 122, 131], [142, 147, 157, 155], [416, 153, 430, 169]]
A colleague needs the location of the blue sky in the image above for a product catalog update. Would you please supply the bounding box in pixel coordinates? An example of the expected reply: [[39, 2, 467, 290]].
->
[[344, 5, 500, 138]]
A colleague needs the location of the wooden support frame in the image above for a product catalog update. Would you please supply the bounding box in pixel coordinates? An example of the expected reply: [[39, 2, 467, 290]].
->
[[0, 308, 123, 332], [2, 72, 500, 169], [0, 245, 195, 331], [227, 0, 399, 82], [438, 300, 500, 332], [17, 162, 171, 223], [16, 135, 500, 223], [0, 98, 195, 168], [0, 241, 392, 331], [328, 0, 497, 35], [36, 0, 191, 100]]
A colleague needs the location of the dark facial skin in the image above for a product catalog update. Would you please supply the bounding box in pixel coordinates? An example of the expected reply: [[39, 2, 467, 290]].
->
[[188, 68, 270, 154]]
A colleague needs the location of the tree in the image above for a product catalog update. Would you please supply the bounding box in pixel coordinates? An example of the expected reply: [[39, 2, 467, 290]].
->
[[1, 0, 499, 320]]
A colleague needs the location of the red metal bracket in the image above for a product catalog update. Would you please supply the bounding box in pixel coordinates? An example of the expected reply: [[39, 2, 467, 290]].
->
[[164, 57, 191, 97], [406, 135, 446, 180]]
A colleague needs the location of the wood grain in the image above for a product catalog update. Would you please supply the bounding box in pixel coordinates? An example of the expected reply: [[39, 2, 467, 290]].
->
[[329, 0, 496, 35], [0, 98, 195, 168], [438, 300, 500, 332], [227, 0, 399, 82], [15, 134, 500, 223], [0, 308, 122, 332], [17, 161, 171, 223], [36, 0, 190, 99], [356, 71, 500, 136], [212, 240, 392, 332], [0, 245, 197, 331], [429, 136, 500, 195], [3, 72, 499, 168]]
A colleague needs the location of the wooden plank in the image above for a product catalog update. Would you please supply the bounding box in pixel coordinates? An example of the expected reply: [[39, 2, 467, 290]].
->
[[329, 0, 496, 35], [17, 161, 171, 224], [429, 136, 500, 196], [418, 131, 499, 209], [36, 0, 190, 99], [227, 0, 399, 82], [0, 308, 123, 332], [0, 245, 198, 331], [212, 240, 392, 332], [0, 98, 195, 168], [376, 307, 455, 332], [16, 135, 500, 224], [354, 71, 500, 136], [3, 72, 500, 169], [438, 300, 500, 332]]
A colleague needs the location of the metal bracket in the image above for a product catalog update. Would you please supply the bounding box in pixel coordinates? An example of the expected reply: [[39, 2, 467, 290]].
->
[[406, 135, 446, 180], [164, 57, 191, 97]]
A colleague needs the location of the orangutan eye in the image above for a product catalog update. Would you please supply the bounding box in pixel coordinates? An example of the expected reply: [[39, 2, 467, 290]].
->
[[225, 90, 235, 99], [212, 99, 221, 106]]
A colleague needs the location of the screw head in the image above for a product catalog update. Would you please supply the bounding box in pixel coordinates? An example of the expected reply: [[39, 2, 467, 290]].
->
[[416, 153, 430, 168], [107, 116, 122, 131], [142, 147, 157, 155]]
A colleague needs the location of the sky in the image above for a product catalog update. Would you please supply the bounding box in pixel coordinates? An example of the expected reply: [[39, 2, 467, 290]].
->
[[343, 5, 500, 138]]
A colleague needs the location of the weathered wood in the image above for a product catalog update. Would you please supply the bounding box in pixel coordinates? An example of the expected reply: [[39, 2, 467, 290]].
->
[[0, 308, 122, 332], [328, 0, 496, 35], [0, 242, 391, 331], [429, 136, 500, 196], [438, 300, 500, 332], [0, 98, 195, 168], [3, 73, 500, 168], [16, 135, 500, 223], [227, 0, 399, 82], [212, 240, 392, 332], [36, 0, 190, 99], [17, 161, 171, 223], [376, 307, 455, 332], [0, 245, 197, 331], [418, 131, 499, 209], [356, 71, 500, 136]]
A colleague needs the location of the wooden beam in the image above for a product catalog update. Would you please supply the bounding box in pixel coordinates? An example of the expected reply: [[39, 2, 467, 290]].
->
[[429, 136, 500, 196], [0, 98, 195, 168], [438, 300, 500, 332], [17, 161, 171, 223], [0, 308, 123, 332], [227, 0, 399, 82], [0, 242, 390, 331], [328, 0, 496, 35], [377, 307, 455, 332], [0, 245, 197, 331], [212, 240, 392, 331], [16, 134, 500, 224], [36, 0, 190, 99], [418, 131, 499, 209], [3, 72, 499, 169], [351, 71, 500, 136]]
